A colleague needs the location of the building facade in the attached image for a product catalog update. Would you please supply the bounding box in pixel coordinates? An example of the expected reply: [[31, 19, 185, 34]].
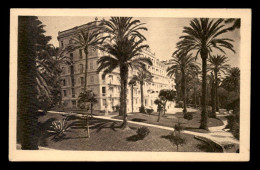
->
[[57, 23, 176, 113]]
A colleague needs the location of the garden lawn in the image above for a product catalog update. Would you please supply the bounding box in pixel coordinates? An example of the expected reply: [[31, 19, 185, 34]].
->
[[113, 110, 224, 133], [27, 112, 221, 152]]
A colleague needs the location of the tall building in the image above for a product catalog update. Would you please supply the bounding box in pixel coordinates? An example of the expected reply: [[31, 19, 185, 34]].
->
[[57, 22, 176, 113]]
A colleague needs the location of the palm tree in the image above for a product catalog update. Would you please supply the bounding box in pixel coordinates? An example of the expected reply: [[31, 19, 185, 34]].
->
[[131, 70, 153, 113], [224, 67, 240, 94], [225, 19, 241, 31], [189, 69, 201, 108], [208, 55, 230, 113], [36, 44, 71, 110], [64, 20, 108, 92], [167, 52, 200, 114], [97, 17, 152, 129], [207, 72, 216, 117], [128, 78, 137, 114], [18, 16, 51, 149], [175, 18, 235, 130], [154, 97, 164, 122]]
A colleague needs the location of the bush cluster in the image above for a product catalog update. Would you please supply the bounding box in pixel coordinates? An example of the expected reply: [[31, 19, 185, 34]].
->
[[225, 98, 240, 140], [178, 101, 184, 108], [146, 108, 154, 114], [139, 106, 146, 113], [226, 113, 240, 139], [184, 112, 193, 120], [136, 126, 150, 139]]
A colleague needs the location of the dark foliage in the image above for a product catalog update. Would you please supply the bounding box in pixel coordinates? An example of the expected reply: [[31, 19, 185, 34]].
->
[[18, 16, 51, 149], [184, 112, 193, 120], [136, 126, 150, 139], [146, 108, 154, 115]]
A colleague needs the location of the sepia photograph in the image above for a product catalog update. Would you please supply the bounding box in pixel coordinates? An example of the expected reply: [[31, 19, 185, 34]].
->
[[9, 8, 251, 161]]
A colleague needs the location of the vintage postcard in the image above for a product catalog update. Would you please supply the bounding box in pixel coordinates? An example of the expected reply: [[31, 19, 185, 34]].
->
[[9, 8, 251, 161]]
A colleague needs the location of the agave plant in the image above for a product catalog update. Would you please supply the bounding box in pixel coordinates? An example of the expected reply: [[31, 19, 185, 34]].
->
[[47, 117, 70, 139]]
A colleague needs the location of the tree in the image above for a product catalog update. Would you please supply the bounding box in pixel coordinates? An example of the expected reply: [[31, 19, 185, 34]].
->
[[207, 72, 216, 117], [225, 19, 241, 31], [167, 52, 200, 114], [77, 90, 97, 137], [154, 97, 164, 122], [18, 16, 51, 149], [208, 55, 230, 112], [224, 67, 240, 94], [64, 20, 108, 92], [175, 18, 235, 130], [128, 77, 137, 113], [158, 89, 176, 115], [97, 17, 152, 129], [131, 70, 153, 113], [36, 44, 70, 111], [189, 69, 200, 108]]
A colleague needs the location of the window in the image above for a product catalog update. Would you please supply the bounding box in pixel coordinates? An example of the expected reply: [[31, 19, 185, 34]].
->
[[71, 77, 75, 86], [63, 90, 67, 97], [61, 41, 64, 48], [79, 64, 83, 73], [102, 87, 106, 96], [72, 100, 76, 108], [72, 88, 75, 98], [70, 65, 74, 74], [61, 67, 65, 74], [70, 53, 73, 60], [79, 49, 83, 59], [74, 65, 77, 73], [80, 77, 84, 86], [62, 79, 66, 86], [110, 87, 114, 93], [90, 62, 93, 70]]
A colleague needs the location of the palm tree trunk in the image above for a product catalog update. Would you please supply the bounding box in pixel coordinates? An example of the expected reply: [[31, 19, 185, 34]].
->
[[18, 20, 39, 149], [157, 109, 161, 122], [215, 70, 219, 112], [119, 76, 124, 116], [121, 66, 129, 129], [131, 85, 134, 113], [199, 52, 209, 130], [90, 103, 93, 118], [163, 101, 167, 115], [140, 81, 145, 113], [181, 69, 187, 114], [194, 86, 197, 108], [210, 79, 216, 118], [84, 48, 89, 92]]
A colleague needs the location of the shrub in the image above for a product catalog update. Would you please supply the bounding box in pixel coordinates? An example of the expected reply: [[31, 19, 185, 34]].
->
[[178, 101, 184, 108], [139, 106, 146, 113], [174, 122, 184, 132], [146, 108, 154, 115], [231, 121, 239, 140], [115, 105, 120, 112], [225, 98, 240, 140], [169, 132, 186, 152], [47, 117, 70, 139], [136, 126, 150, 139], [184, 112, 193, 120]]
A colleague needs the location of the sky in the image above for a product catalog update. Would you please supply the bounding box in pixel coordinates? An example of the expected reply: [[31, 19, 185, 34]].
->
[[38, 16, 240, 68]]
